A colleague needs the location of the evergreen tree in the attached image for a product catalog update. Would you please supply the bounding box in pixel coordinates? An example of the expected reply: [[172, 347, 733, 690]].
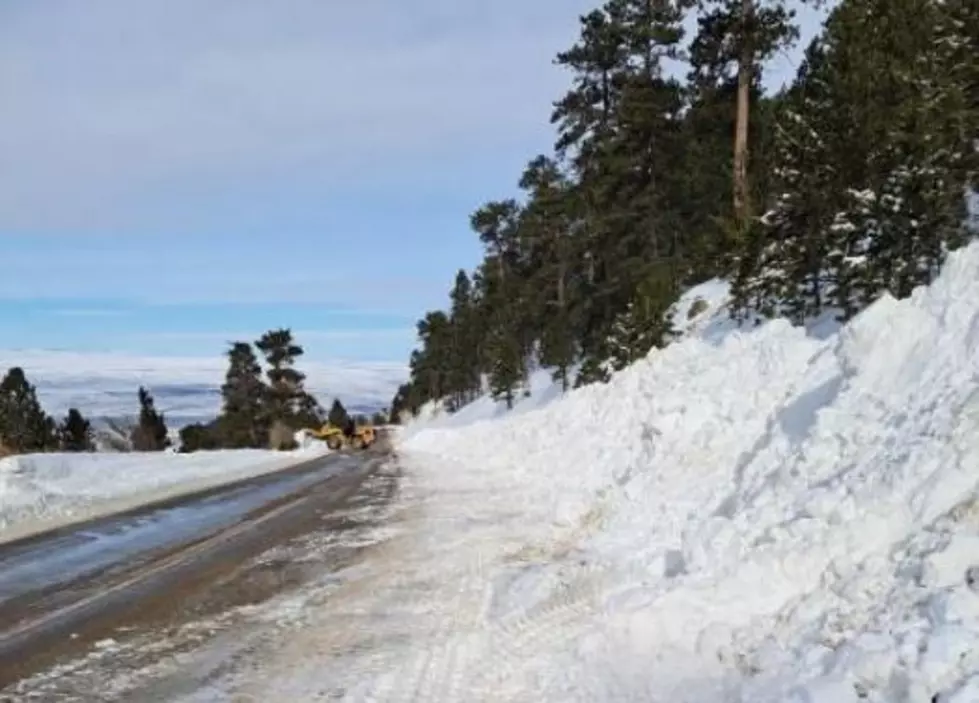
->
[[393, 0, 977, 420], [217, 341, 268, 448], [733, 0, 978, 324], [0, 367, 58, 454], [178, 421, 221, 453], [691, 0, 815, 231], [730, 38, 838, 323], [446, 270, 482, 408], [295, 392, 325, 429], [130, 386, 170, 451], [59, 408, 95, 452], [388, 382, 422, 423], [255, 328, 320, 430], [486, 321, 525, 409], [327, 398, 351, 430], [607, 268, 677, 370], [837, 0, 977, 306], [517, 156, 581, 391], [471, 201, 530, 401]]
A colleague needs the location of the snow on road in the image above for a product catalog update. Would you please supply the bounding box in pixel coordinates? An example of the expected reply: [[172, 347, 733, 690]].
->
[[171, 241, 979, 702], [0, 436, 329, 544], [391, 241, 979, 701], [13, 243, 979, 701]]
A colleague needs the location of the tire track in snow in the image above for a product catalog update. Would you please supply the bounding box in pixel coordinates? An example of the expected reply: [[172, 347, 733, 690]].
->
[[199, 460, 634, 701]]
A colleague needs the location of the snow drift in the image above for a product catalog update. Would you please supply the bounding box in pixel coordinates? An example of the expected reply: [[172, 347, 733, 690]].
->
[[0, 442, 328, 545], [396, 240, 979, 701]]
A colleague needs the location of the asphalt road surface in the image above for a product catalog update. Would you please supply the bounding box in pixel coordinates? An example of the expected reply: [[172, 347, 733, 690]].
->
[[0, 444, 398, 697]]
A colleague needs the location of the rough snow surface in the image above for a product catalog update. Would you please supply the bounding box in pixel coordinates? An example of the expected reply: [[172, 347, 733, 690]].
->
[[401, 279, 731, 435], [381, 241, 979, 701], [402, 367, 565, 434], [0, 439, 328, 544]]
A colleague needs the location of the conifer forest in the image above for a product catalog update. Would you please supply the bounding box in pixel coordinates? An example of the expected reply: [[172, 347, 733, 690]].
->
[[391, 0, 978, 420]]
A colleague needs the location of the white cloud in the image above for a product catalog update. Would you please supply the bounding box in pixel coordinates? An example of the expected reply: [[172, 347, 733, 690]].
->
[[0, 349, 406, 421], [0, 0, 594, 230]]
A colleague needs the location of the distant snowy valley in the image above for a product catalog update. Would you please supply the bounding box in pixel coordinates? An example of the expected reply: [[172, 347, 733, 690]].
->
[[0, 350, 403, 448]]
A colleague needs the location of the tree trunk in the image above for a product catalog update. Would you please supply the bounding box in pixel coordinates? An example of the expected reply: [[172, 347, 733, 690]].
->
[[733, 0, 754, 228]]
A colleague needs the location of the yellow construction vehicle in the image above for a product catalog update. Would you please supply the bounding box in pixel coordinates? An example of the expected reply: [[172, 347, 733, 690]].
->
[[307, 422, 376, 451]]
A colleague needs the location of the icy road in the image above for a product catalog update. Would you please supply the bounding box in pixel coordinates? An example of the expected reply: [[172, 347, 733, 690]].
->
[[0, 447, 399, 696]]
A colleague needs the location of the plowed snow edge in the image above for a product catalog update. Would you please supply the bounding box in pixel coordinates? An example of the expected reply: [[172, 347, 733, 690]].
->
[[0, 449, 333, 547]]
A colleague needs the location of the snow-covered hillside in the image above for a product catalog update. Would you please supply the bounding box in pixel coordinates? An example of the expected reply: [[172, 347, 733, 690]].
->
[[395, 241, 979, 701], [0, 441, 328, 545], [402, 277, 736, 432]]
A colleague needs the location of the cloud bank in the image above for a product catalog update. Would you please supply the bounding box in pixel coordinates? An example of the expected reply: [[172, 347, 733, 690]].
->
[[0, 349, 406, 423]]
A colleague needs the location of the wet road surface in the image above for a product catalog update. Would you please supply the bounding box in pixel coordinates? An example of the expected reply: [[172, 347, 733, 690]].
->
[[0, 446, 399, 696]]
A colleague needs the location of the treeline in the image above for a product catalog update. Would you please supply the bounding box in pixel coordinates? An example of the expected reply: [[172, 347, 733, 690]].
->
[[177, 328, 386, 452], [0, 328, 387, 457], [0, 365, 158, 455], [391, 0, 977, 419]]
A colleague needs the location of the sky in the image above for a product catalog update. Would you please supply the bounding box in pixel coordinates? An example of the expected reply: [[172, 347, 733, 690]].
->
[[0, 0, 828, 415]]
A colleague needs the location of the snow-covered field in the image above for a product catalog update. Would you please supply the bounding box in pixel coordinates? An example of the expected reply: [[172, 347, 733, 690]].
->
[[360, 242, 979, 701], [0, 439, 329, 545]]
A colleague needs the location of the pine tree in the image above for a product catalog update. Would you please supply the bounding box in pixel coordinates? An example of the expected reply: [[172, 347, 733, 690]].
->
[[733, 0, 978, 324], [413, 311, 453, 403], [255, 328, 319, 430], [59, 408, 95, 452], [486, 321, 525, 409], [394, 0, 979, 412], [217, 341, 268, 448], [731, 38, 838, 323], [607, 269, 677, 370], [692, 0, 814, 231], [295, 392, 325, 429], [841, 0, 977, 304], [178, 421, 221, 453], [388, 383, 417, 424], [518, 156, 580, 391], [327, 398, 351, 431], [0, 367, 58, 454], [478, 268, 528, 406], [446, 270, 482, 408], [130, 386, 170, 451]]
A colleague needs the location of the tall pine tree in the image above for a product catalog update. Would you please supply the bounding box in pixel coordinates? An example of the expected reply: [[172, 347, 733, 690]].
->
[[0, 367, 57, 454], [255, 328, 321, 430], [130, 386, 170, 451], [59, 408, 95, 452], [217, 341, 269, 448], [733, 0, 978, 324]]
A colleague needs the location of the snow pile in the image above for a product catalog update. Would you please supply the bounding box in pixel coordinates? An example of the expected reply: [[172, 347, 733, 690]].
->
[[0, 442, 328, 544], [401, 368, 566, 434], [401, 279, 732, 437], [395, 241, 979, 701]]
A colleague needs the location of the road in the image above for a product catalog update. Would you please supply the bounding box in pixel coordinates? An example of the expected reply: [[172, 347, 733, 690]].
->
[[0, 445, 399, 698]]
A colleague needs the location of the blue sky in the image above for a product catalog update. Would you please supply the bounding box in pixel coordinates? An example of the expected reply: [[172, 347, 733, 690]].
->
[[0, 0, 829, 380]]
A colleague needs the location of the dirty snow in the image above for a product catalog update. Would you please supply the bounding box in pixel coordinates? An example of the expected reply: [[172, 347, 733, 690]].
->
[[0, 436, 328, 544], [390, 241, 979, 700]]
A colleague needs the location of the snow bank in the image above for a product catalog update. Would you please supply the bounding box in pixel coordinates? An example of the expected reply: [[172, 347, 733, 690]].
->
[[400, 281, 732, 438], [0, 441, 329, 545], [400, 368, 566, 436], [397, 241, 979, 701]]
